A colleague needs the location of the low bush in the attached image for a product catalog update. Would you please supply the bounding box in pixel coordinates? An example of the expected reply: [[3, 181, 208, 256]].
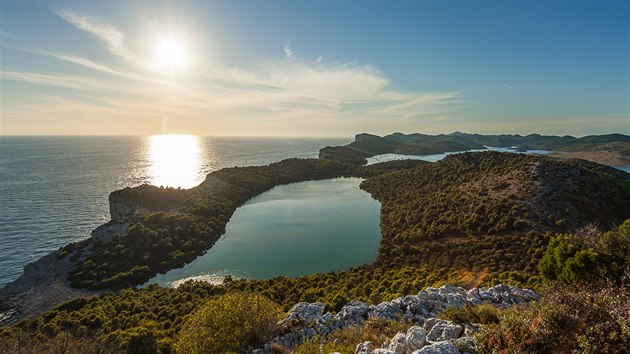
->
[[174, 292, 283, 354]]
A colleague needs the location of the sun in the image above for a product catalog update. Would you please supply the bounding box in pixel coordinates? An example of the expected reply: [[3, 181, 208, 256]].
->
[[153, 37, 189, 72]]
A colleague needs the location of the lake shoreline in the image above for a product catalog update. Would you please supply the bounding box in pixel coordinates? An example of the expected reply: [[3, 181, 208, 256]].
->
[[145, 177, 381, 288]]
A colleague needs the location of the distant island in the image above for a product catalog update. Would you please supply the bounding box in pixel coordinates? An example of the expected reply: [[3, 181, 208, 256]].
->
[[1, 132, 629, 353], [320, 132, 630, 167]]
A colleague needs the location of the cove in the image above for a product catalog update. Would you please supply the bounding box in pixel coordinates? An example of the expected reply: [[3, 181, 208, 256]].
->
[[146, 177, 381, 287]]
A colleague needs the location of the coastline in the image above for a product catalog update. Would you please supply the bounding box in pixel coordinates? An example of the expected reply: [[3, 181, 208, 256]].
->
[[0, 223, 127, 325], [0, 250, 100, 326]]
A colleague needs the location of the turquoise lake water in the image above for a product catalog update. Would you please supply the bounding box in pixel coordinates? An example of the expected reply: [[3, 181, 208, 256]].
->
[[0, 136, 350, 287], [146, 177, 381, 287]]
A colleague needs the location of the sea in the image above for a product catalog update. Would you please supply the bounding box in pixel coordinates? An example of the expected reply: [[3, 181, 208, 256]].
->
[[0, 136, 350, 288]]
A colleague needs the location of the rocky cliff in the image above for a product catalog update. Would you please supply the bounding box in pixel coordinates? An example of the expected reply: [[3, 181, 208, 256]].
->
[[108, 192, 136, 221], [0, 223, 127, 325]]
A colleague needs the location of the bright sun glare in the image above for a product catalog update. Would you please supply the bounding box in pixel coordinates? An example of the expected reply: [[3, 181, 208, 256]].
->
[[149, 135, 202, 188], [153, 37, 189, 72]]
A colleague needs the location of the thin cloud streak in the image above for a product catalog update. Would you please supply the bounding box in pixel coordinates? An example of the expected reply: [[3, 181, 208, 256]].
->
[[0, 30, 15, 39], [56, 10, 135, 63]]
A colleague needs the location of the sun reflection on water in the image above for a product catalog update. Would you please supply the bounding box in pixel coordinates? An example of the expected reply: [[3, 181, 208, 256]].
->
[[149, 134, 203, 188]]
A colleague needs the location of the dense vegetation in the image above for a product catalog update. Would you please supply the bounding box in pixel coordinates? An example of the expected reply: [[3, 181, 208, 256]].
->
[[538, 220, 630, 287], [364, 152, 630, 241], [0, 282, 224, 353], [476, 219, 630, 353], [2, 149, 630, 353]]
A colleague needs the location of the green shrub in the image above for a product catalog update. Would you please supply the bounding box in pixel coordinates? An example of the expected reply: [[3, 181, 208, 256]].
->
[[175, 292, 283, 354], [539, 221, 630, 287]]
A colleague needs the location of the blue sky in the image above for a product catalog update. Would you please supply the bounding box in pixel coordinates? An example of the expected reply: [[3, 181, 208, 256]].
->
[[0, 0, 628, 136]]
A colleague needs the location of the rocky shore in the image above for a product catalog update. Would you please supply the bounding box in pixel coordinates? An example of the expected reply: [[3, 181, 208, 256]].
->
[[255, 284, 539, 354], [0, 223, 127, 325]]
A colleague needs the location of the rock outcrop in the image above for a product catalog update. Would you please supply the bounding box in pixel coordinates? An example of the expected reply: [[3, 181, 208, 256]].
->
[[254, 284, 539, 354], [109, 193, 135, 221]]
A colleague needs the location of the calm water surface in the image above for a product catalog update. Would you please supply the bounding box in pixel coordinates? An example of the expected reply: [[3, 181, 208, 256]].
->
[[146, 178, 381, 287], [0, 136, 350, 287], [366, 146, 554, 165]]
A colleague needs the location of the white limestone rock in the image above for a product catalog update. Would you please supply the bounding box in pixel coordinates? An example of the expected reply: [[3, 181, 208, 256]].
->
[[286, 302, 325, 323], [388, 332, 407, 354], [368, 301, 403, 321], [405, 326, 427, 351], [426, 320, 464, 342], [423, 318, 440, 332], [373, 349, 396, 354], [356, 341, 375, 354], [411, 341, 460, 354], [335, 299, 369, 325]]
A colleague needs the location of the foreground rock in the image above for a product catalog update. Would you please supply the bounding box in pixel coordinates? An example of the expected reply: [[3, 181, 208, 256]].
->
[[0, 223, 127, 325], [254, 284, 539, 354]]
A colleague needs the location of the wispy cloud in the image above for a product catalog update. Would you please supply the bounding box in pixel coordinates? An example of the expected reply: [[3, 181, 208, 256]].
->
[[56, 10, 133, 62], [42, 50, 128, 77], [503, 84, 513, 89], [0, 70, 104, 91], [0, 30, 15, 40], [283, 45, 295, 60]]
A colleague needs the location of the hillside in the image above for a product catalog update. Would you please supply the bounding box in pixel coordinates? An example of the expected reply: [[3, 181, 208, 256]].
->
[[360, 152, 630, 283], [319, 132, 630, 166], [230, 152, 630, 303]]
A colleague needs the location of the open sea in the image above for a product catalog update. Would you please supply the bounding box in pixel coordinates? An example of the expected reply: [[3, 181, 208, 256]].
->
[[0, 136, 350, 288]]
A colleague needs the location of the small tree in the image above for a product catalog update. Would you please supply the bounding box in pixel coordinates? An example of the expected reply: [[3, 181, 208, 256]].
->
[[175, 292, 283, 354]]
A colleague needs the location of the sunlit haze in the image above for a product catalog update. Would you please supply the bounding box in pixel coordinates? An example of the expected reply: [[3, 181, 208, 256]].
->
[[0, 1, 628, 136]]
